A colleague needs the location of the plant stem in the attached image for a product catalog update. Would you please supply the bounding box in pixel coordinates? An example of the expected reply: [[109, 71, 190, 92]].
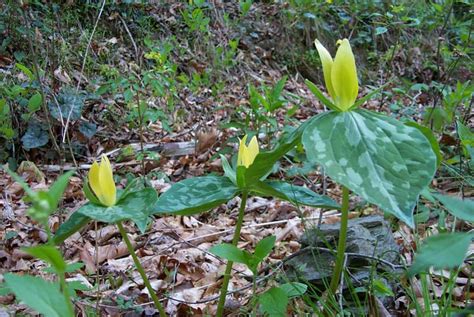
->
[[328, 186, 350, 295], [216, 191, 248, 317], [59, 271, 74, 317], [117, 222, 167, 317]]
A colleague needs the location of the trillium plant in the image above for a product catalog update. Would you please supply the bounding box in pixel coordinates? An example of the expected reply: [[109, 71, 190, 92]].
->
[[303, 38, 437, 298], [46, 37, 438, 316]]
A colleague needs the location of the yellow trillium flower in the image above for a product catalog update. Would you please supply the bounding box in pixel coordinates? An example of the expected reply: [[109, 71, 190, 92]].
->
[[237, 135, 259, 168], [88, 155, 116, 207], [314, 38, 359, 111]]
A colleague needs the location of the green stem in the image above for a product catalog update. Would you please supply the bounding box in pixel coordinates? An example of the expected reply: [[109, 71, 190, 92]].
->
[[59, 271, 74, 316], [216, 191, 248, 317], [117, 222, 167, 317], [328, 186, 350, 295]]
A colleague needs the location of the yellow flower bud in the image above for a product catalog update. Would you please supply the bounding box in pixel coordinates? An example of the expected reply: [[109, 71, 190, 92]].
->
[[314, 38, 359, 111], [237, 135, 259, 168], [88, 155, 116, 207]]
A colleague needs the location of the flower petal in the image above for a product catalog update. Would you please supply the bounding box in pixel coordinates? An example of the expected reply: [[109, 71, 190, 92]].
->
[[98, 155, 116, 206], [238, 135, 248, 167], [314, 39, 336, 101], [88, 161, 102, 201], [331, 39, 358, 110], [247, 136, 259, 165]]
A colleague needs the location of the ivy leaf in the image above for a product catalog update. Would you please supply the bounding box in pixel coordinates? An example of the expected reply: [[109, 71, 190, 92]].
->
[[22, 121, 49, 149], [302, 110, 437, 227], [49, 88, 85, 121]]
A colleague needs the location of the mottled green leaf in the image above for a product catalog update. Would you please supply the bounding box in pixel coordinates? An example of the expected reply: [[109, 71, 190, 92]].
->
[[78, 188, 157, 223], [433, 193, 474, 222], [54, 212, 91, 245], [409, 232, 473, 276], [4, 274, 72, 317], [303, 110, 437, 227], [264, 180, 339, 209], [151, 176, 239, 216]]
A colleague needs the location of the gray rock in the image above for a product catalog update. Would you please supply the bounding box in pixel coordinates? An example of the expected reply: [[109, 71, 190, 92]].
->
[[285, 215, 401, 284]]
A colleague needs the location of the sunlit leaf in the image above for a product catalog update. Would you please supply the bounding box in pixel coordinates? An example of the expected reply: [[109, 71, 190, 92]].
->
[[303, 110, 437, 227]]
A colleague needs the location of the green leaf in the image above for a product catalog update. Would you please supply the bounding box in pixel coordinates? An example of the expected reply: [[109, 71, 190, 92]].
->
[[78, 188, 157, 223], [23, 245, 66, 273], [4, 274, 72, 317], [409, 232, 473, 276], [151, 176, 239, 216], [54, 211, 91, 245], [305, 80, 338, 111], [259, 287, 289, 317], [83, 178, 102, 205], [279, 282, 307, 298], [405, 121, 442, 167], [244, 121, 309, 185], [28, 92, 42, 112], [348, 84, 388, 111], [48, 88, 85, 121], [254, 235, 276, 261], [432, 193, 474, 222], [79, 121, 97, 139], [264, 181, 339, 209], [375, 26, 388, 35], [372, 279, 394, 297], [302, 110, 437, 227], [15, 63, 34, 81], [48, 171, 74, 210], [220, 154, 236, 184], [209, 243, 249, 265], [22, 121, 49, 149]]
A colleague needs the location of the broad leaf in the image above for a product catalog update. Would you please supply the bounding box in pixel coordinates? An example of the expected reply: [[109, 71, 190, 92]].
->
[[303, 110, 437, 227], [432, 193, 474, 222], [151, 176, 239, 216], [54, 211, 91, 245], [265, 181, 339, 209], [405, 121, 442, 167], [254, 235, 276, 261], [280, 282, 308, 298], [409, 232, 473, 276], [259, 287, 289, 317], [48, 88, 85, 121], [23, 245, 66, 273], [78, 188, 157, 223], [4, 274, 72, 317], [209, 243, 249, 264], [22, 121, 49, 149]]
